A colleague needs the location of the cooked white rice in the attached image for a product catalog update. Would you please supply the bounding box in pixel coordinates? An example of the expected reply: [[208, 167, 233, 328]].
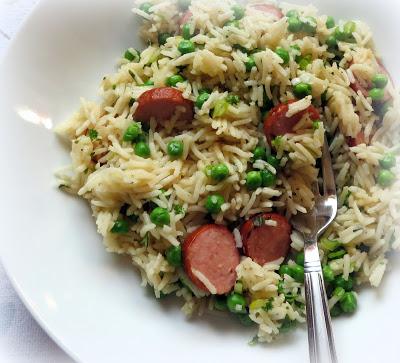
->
[[55, 0, 400, 343]]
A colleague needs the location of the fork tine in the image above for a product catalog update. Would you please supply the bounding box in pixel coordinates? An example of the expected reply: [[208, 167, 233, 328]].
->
[[321, 135, 336, 196]]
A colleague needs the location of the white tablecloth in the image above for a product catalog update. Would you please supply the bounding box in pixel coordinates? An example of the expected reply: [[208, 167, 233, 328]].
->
[[0, 1, 74, 362]]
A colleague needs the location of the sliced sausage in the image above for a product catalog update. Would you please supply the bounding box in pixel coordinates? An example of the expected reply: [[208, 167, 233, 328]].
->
[[263, 101, 320, 143], [240, 213, 291, 266], [178, 10, 192, 26], [183, 224, 240, 294], [251, 4, 283, 19], [134, 87, 194, 124]]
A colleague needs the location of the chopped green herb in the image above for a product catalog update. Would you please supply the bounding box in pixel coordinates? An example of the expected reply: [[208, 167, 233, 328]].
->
[[279, 317, 296, 333], [262, 298, 274, 311], [88, 129, 98, 140], [226, 94, 240, 105], [140, 232, 149, 247], [173, 204, 185, 215], [271, 136, 283, 148], [328, 249, 346, 260], [253, 215, 265, 227], [111, 219, 129, 234], [320, 237, 340, 252], [212, 99, 229, 118]]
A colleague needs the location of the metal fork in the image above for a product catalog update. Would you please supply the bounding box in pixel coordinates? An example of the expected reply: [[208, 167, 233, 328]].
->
[[291, 136, 338, 363]]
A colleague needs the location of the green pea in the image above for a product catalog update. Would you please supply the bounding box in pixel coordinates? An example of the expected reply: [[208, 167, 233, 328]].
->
[[295, 252, 305, 266], [178, 40, 195, 54], [246, 171, 262, 191], [326, 35, 338, 48], [326, 16, 335, 29], [150, 207, 170, 226], [369, 88, 385, 101], [279, 264, 291, 276], [135, 142, 151, 158], [293, 82, 312, 98], [205, 194, 225, 214], [182, 23, 192, 40], [340, 292, 357, 313], [111, 219, 129, 234], [139, 2, 152, 14], [323, 265, 335, 282], [291, 264, 304, 282], [166, 74, 185, 87], [302, 16, 317, 34], [330, 304, 342, 317], [238, 314, 254, 326], [178, 0, 191, 9], [372, 73, 389, 89], [158, 32, 171, 45], [195, 92, 210, 108], [377, 169, 396, 188], [266, 155, 280, 169], [167, 140, 184, 158], [245, 55, 256, 72], [165, 245, 182, 267], [123, 122, 142, 142], [210, 163, 230, 181], [227, 293, 247, 314], [143, 80, 154, 86], [275, 47, 290, 65], [260, 170, 277, 187], [333, 286, 345, 299], [286, 9, 299, 18], [335, 276, 353, 291], [328, 249, 346, 260], [214, 295, 228, 311], [226, 94, 240, 105], [288, 16, 302, 33], [379, 153, 396, 169], [232, 5, 245, 20], [252, 147, 267, 161], [297, 54, 312, 70]]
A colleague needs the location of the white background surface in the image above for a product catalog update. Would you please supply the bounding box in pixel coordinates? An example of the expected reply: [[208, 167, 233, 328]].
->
[[0, 1, 73, 362]]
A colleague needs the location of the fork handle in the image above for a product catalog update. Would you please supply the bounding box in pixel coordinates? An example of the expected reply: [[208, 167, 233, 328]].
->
[[305, 267, 338, 363]]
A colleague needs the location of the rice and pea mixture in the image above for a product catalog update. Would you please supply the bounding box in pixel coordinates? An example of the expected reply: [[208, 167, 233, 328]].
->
[[56, 0, 400, 343]]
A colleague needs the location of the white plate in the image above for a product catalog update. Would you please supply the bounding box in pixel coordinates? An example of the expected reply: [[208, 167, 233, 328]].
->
[[0, 1, 399, 362]]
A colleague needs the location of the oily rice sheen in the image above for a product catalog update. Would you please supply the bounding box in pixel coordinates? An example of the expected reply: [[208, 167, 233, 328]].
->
[[56, 0, 400, 343]]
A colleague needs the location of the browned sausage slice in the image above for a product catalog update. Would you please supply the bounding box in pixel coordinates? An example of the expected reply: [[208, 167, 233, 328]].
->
[[183, 224, 240, 294], [240, 213, 291, 266], [263, 101, 320, 143], [134, 87, 194, 123]]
